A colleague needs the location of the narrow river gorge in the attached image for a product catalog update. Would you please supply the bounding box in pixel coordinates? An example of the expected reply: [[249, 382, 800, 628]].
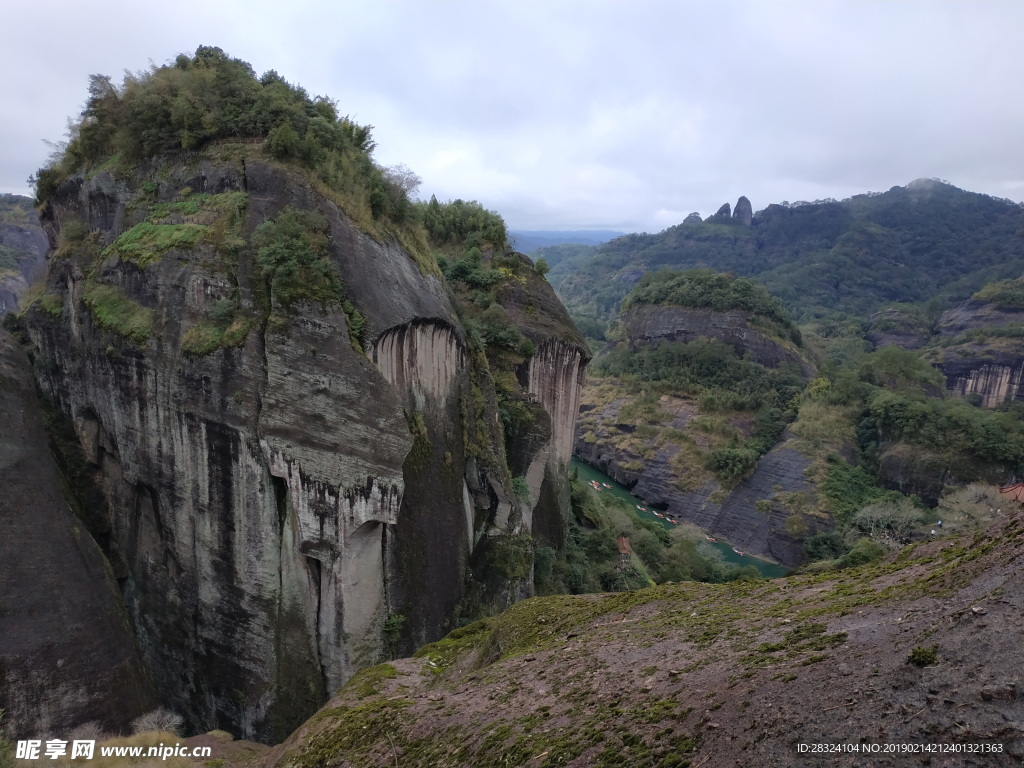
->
[[570, 457, 789, 578]]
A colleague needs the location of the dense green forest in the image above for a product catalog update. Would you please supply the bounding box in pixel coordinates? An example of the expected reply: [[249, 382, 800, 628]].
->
[[550, 181, 1023, 324]]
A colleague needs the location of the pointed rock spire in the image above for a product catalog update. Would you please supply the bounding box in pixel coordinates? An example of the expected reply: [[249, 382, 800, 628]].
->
[[733, 196, 752, 225], [714, 203, 731, 218]]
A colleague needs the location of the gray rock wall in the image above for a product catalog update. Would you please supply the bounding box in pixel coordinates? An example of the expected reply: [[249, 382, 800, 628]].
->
[[944, 358, 1024, 408], [0, 211, 49, 315], [0, 329, 156, 736], [20, 158, 479, 742], [9, 152, 590, 740]]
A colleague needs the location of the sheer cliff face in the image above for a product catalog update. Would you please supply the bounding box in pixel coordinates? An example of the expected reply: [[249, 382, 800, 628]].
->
[[945, 357, 1024, 408], [0, 329, 156, 736], [20, 156, 514, 740], [927, 300, 1024, 408], [528, 339, 586, 465], [373, 320, 464, 411], [0, 204, 49, 315], [493, 254, 591, 546]]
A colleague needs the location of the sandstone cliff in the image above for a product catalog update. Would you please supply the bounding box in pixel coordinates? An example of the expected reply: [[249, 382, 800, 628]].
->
[[0, 328, 156, 735], [493, 252, 589, 547], [0, 195, 49, 315], [13, 147, 586, 741], [926, 297, 1024, 408]]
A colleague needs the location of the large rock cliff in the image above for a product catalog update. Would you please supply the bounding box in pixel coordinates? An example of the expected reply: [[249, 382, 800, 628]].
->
[[0, 196, 49, 315], [0, 328, 156, 735], [493, 253, 589, 547], [926, 297, 1024, 408], [13, 148, 585, 741]]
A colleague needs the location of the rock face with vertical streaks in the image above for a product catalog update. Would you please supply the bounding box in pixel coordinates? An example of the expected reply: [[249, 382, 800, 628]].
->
[[0, 196, 49, 315], [12, 150, 584, 742], [924, 297, 1024, 408], [0, 328, 156, 736], [494, 253, 590, 548]]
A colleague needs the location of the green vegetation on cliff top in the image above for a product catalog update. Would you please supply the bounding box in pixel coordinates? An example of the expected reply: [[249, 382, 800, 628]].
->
[[31, 45, 436, 266], [622, 268, 802, 346], [972, 276, 1024, 309]]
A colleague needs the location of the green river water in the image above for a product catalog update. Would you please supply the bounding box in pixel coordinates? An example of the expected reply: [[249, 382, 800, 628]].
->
[[570, 458, 789, 579]]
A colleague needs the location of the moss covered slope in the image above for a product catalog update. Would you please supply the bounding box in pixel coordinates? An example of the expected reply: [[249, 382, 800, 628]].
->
[[267, 507, 1024, 767]]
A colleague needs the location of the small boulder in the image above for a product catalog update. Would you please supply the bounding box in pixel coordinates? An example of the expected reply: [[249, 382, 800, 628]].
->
[[981, 684, 1016, 701]]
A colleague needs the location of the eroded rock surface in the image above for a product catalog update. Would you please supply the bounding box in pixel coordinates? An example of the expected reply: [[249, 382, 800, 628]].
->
[[16, 152, 584, 742], [925, 299, 1024, 408], [0, 329, 155, 735], [0, 202, 49, 315]]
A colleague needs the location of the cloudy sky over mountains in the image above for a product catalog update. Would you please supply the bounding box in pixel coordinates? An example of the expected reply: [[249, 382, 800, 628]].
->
[[2, 0, 1021, 230]]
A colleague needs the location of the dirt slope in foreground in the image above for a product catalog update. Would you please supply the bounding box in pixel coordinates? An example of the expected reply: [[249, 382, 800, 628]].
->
[[261, 509, 1024, 768], [94, 510, 1022, 768]]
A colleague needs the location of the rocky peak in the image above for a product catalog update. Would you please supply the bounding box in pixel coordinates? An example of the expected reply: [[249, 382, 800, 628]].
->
[[714, 202, 731, 218], [732, 195, 752, 225]]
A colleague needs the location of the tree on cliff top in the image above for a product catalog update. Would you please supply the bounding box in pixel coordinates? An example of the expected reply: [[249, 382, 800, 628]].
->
[[417, 195, 508, 254], [31, 46, 423, 233]]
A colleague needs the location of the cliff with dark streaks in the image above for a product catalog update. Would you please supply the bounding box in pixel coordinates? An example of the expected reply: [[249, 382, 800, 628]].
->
[[0, 195, 49, 315], [0, 328, 156, 735], [10, 144, 586, 741], [926, 296, 1024, 408]]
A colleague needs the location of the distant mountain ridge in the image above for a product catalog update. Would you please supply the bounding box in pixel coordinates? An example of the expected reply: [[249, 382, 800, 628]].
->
[[509, 229, 625, 254], [551, 179, 1023, 322]]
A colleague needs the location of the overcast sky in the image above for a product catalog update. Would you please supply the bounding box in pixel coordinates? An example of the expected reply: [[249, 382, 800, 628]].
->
[[2, 0, 1021, 230]]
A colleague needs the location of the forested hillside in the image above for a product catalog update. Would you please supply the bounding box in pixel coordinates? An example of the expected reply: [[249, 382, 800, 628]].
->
[[550, 180, 1023, 327]]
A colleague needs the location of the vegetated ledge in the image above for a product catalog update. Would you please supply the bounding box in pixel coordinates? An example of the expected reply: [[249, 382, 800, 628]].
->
[[263, 507, 1024, 768]]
